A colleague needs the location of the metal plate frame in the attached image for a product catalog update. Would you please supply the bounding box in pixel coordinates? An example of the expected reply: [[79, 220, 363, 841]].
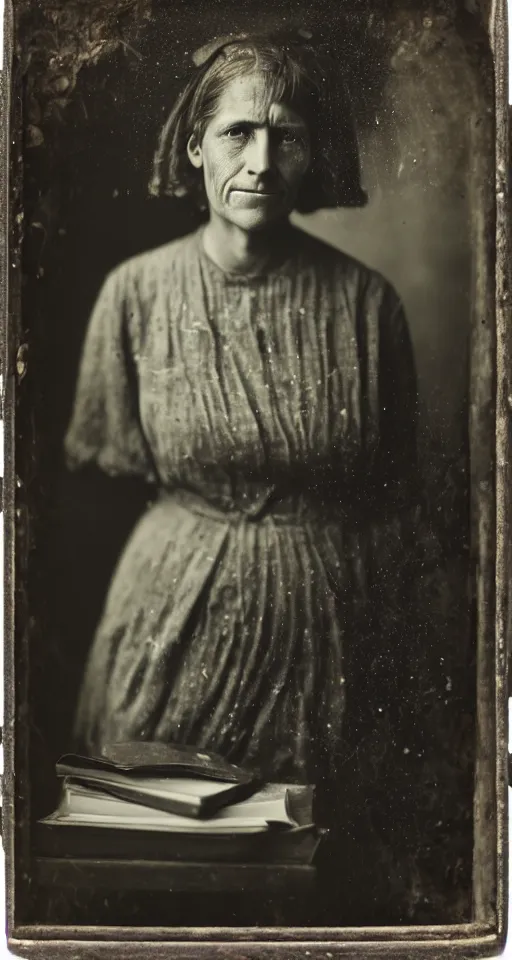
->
[[1, 0, 509, 955]]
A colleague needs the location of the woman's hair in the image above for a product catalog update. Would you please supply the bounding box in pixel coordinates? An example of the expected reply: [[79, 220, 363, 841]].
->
[[149, 32, 367, 213]]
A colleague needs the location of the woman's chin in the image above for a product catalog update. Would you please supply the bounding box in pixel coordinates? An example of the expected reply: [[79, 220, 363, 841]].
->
[[223, 208, 290, 233]]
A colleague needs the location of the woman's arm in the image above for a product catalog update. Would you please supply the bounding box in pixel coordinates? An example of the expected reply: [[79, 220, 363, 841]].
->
[[65, 264, 157, 483]]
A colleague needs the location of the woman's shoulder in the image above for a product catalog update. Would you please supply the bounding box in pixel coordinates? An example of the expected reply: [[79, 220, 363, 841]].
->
[[103, 231, 199, 300], [292, 226, 399, 303]]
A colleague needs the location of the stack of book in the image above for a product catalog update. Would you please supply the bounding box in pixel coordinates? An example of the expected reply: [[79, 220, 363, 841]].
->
[[36, 742, 323, 865]]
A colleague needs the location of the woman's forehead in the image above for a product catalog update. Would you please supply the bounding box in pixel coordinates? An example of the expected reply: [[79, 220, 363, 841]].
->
[[210, 72, 308, 127]]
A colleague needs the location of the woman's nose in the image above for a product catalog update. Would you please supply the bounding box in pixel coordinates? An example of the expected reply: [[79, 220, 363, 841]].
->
[[246, 129, 272, 176]]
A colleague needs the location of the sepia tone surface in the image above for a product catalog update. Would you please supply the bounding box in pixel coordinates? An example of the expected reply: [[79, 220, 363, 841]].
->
[[3, 0, 506, 945]]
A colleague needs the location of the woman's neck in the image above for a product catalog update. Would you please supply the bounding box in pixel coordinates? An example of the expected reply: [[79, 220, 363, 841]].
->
[[202, 214, 293, 276]]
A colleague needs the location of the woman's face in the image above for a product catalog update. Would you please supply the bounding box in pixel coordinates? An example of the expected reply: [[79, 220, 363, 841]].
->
[[187, 71, 312, 231]]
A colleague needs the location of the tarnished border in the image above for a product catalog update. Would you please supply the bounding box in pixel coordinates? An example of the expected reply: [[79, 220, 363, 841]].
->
[[1, 0, 509, 956]]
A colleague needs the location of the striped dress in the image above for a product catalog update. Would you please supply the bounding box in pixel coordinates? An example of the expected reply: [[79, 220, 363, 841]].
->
[[66, 225, 417, 783]]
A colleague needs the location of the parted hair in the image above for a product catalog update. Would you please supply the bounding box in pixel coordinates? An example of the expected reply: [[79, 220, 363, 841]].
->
[[149, 32, 367, 213]]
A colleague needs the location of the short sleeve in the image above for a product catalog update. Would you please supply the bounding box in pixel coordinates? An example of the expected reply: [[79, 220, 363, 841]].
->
[[65, 267, 156, 482]]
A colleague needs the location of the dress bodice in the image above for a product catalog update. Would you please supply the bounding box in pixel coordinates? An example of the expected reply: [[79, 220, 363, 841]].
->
[[66, 226, 417, 517]]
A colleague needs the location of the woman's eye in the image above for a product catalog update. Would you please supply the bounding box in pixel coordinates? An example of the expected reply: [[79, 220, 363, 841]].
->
[[278, 130, 308, 148], [226, 126, 249, 139]]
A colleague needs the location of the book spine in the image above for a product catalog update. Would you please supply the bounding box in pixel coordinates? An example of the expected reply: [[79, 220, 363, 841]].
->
[[201, 779, 264, 817]]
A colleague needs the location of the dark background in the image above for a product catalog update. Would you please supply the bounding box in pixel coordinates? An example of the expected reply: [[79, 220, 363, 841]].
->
[[14, 0, 486, 929]]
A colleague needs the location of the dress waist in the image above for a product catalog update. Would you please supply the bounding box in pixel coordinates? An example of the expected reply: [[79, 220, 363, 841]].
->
[[158, 487, 351, 527]]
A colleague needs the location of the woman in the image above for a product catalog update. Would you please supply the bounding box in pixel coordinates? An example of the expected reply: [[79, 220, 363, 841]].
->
[[66, 31, 418, 787]]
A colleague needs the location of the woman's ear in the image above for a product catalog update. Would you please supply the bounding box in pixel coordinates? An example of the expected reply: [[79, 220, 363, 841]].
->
[[187, 133, 203, 169]]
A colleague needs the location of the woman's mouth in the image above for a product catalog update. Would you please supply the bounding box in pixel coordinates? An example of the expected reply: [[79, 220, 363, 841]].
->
[[229, 188, 281, 208], [231, 188, 279, 196]]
